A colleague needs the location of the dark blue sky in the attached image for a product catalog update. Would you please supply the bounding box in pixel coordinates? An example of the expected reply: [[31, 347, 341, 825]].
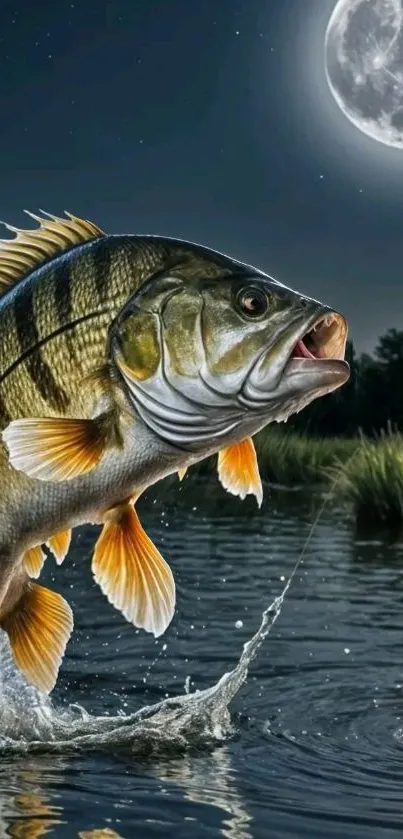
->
[[1, 0, 403, 353]]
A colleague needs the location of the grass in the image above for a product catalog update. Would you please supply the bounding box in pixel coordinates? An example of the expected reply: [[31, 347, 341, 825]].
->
[[255, 427, 403, 527], [197, 426, 403, 528], [330, 430, 403, 526], [254, 428, 356, 485]]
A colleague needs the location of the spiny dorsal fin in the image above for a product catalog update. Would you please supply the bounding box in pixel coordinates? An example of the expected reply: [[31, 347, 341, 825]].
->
[[0, 210, 104, 295]]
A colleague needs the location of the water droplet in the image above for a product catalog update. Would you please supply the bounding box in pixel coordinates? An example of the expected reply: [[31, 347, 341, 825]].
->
[[235, 620, 243, 629]]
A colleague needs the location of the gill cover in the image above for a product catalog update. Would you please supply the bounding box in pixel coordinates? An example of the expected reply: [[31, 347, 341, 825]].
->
[[111, 274, 241, 448]]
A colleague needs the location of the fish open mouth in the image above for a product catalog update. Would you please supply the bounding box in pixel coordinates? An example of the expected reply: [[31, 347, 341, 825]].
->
[[290, 312, 347, 362]]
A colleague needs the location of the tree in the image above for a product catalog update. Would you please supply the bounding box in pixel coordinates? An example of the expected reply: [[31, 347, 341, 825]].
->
[[375, 329, 403, 364]]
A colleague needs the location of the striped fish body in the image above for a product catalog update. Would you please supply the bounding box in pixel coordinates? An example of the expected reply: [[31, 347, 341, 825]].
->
[[0, 214, 268, 695], [0, 221, 208, 695], [0, 235, 171, 425], [0, 211, 349, 695]]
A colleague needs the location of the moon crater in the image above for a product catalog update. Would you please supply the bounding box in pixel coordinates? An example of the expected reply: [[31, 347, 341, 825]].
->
[[325, 0, 403, 148]]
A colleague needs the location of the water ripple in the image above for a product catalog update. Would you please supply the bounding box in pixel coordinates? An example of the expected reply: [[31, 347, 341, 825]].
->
[[0, 479, 403, 838]]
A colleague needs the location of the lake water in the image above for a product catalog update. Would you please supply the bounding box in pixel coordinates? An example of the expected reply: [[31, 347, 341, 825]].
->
[[1, 474, 403, 838]]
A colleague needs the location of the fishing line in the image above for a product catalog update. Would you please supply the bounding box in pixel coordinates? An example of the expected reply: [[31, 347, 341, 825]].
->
[[230, 449, 360, 684], [279, 446, 357, 602]]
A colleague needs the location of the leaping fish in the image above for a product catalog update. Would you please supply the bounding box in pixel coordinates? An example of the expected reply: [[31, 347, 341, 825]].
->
[[0, 211, 349, 692]]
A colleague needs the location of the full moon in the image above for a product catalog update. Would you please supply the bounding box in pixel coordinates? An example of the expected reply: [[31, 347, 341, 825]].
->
[[325, 0, 403, 148]]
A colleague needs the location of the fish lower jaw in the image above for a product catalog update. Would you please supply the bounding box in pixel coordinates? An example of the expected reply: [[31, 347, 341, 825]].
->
[[284, 356, 350, 378]]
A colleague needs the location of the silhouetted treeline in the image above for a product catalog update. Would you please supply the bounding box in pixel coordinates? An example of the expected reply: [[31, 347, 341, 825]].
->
[[289, 329, 403, 438]]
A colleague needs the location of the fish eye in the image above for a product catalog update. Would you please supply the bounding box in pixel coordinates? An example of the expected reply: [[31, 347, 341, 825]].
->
[[236, 286, 269, 319]]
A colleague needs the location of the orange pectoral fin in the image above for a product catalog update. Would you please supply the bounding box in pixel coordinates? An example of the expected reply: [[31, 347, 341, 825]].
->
[[2, 414, 112, 482], [217, 436, 263, 507], [92, 501, 175, 638]]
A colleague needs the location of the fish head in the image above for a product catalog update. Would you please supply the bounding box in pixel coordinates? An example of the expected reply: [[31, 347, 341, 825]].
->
[[109, 244, 349, 451]]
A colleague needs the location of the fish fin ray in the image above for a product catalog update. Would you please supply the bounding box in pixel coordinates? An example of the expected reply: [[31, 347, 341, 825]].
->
[[0, 210, 104, 294], [2, 415, 112, 482], [47, 529, 72, 564], [217, 437, 263, 507], [23, 545, 46, 579], [92, 502, 175, 637], [1, 582, 73, 693]]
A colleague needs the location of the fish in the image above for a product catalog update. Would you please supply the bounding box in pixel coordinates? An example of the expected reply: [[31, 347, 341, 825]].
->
[[0, 210, 349, 693]]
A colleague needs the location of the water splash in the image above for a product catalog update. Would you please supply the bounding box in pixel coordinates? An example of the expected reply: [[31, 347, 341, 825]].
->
[[0, 482, 331, 757], [0, 581, 288, 757]]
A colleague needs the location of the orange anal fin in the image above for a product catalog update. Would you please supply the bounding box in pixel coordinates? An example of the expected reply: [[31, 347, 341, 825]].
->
[[47, 528, 72, 565], [178, 467, 188, 481], [2, 414, 112, 482], [92, 502, 175, 637], [23, 545, 46, 579], [0, 582, 73, 693], [217, 437, 263, 507]]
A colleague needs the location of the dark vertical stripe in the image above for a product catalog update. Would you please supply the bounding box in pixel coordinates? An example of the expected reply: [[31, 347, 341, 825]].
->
[[0, 390, 12, 427], [54, 262, 72, 328], [14, 284, 69, 411], [53, 261, 75, 356], [92, 239, 112, 305]]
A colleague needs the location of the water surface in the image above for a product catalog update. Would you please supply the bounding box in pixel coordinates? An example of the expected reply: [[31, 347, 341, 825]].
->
[[1, 476, 403, 838]]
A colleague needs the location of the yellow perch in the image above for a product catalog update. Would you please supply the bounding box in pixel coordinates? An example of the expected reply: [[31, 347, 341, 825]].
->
[[0, 211, 349, 692]]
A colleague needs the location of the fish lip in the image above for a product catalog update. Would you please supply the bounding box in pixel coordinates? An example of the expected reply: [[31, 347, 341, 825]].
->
[[240, 307, 349, 409], [253, 307, 349, 384], [281, 310, 350, 391], [284, 355, 351, 385], [284, 310, 348, 369]]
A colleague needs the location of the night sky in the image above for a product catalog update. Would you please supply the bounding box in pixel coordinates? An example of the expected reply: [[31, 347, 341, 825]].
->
[[1, 0, 403, 354]]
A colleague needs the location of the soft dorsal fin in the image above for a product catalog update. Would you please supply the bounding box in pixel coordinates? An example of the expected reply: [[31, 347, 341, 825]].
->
[[0, 210, 105, 295]]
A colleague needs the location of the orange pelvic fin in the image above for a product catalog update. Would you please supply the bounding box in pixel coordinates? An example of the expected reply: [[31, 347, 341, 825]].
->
[[92, 500, 175, 637], [177, 467, 188, 481], [217, 436, 263, 507]]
